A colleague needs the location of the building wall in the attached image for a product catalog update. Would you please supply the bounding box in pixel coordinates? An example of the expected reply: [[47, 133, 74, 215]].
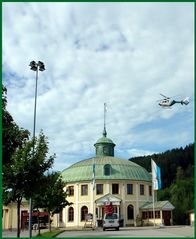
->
[[143, 218, 162, 226], [58, 179, 152, 228], [190, 212, 194, 226], [3, 180, 153, 229], [2, 202, 29, 230]]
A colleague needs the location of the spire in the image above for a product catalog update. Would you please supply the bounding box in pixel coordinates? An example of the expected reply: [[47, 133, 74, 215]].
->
[[103, 103, 107, 137], [94, 103, 116, 157], [103, 126, 107, 137]]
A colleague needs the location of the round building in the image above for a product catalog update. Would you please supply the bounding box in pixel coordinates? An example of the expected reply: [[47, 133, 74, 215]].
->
[[60, 128, 155, 227]]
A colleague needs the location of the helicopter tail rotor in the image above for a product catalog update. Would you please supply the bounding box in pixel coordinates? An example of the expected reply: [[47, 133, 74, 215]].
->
[[182, 97, 189, 105]]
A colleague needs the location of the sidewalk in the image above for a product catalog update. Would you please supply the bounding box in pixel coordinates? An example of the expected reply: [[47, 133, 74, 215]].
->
[[2, 228, 49, 238]]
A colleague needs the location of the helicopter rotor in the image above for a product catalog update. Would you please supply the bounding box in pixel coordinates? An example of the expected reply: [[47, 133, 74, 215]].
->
[[160, 93, 170, 99]]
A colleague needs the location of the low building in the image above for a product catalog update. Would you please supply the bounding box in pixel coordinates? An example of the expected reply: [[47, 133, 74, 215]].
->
[[140, 201, 175, 226], [2, 201, 49, 230], [2, 201, 29, 230]]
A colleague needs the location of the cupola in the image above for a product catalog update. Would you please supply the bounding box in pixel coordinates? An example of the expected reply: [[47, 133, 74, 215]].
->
[[94, 126, 116, 157]]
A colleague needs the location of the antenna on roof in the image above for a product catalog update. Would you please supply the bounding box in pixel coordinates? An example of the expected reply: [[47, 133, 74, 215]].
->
[[103, 103, 107, 137]]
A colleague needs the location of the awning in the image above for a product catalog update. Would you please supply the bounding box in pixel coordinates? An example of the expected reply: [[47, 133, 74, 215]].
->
[[95, 193, 121, 206], [140, 201, 175, 211]]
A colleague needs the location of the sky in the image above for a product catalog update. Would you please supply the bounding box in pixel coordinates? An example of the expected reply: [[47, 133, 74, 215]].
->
[[3, 2, 194, 172]]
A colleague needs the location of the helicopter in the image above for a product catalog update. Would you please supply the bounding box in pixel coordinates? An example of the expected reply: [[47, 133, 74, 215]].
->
[[158, 94, 189, 108]]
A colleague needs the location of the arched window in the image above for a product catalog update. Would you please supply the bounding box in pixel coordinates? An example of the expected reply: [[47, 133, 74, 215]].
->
[[68, 207, 74, 222], [127, 204, 134, 220], [104, 164, 111, 176], [81, 206, 88, 221]]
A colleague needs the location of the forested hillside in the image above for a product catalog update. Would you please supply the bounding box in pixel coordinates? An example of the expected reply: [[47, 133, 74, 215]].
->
[[129, 143, 194, 225], [129, 144, 194, 188]]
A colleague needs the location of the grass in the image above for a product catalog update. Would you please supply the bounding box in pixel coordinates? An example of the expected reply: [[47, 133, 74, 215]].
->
[[35, 229, 65, 237]]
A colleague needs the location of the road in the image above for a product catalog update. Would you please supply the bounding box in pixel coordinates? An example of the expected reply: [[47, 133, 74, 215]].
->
[[57, 226, 194, 238]]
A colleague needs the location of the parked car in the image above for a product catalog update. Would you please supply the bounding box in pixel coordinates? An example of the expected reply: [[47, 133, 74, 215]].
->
[[103, 213, 119, 231]]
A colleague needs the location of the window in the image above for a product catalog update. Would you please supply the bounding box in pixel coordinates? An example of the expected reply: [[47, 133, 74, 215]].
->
[[155, 211, 160, 218], [96, 184, 103, 195], [127, 205, 134, 220], [149, 186, 152, 196], [148, 211, 153, 218], [104, 164, 111, 176], [142, 211, 160, 219], [68, 207, 74, 222], [112, 184, 119, 194], [142, 211, 147, 219], [127, 184, 133, 194], [81, 185, 88, 195], [140, 184, 145, 195], [68, 186, 74, 196], [81, 206, 88, 221], [103, 146, 109, 154]]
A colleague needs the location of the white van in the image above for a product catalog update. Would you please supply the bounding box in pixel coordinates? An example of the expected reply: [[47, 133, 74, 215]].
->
[[103, 213, 119, 231]]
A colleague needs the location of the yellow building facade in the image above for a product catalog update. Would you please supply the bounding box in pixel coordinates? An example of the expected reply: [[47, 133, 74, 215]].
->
[[59, 179, 153, 227], [2, 201, 29, 230]]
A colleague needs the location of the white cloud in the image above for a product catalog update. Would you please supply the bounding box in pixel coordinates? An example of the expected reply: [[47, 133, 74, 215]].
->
[[3, 2, 194, 172], [127, 148, 158, 158]]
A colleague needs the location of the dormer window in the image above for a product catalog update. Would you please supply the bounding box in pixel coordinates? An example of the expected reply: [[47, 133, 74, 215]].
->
[[104, 164, 111, 176]]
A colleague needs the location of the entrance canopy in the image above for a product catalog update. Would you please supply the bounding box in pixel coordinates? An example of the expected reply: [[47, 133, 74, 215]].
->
[[95, 193, 121, 206]]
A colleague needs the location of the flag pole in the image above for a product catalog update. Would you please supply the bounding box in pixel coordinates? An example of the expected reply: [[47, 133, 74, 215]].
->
[[92, 157, 96, 228], [104, 103, 106, 130], [151, 159, 156, 227], [151, 159, 162, 228]]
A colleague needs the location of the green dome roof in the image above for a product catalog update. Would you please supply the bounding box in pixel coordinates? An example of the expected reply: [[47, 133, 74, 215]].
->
[[61, 156, 151, 183], [95, 136, 115, 144]]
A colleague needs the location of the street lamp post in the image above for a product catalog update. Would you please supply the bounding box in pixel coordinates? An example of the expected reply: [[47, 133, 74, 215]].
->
[[29, 61, 45, 237]]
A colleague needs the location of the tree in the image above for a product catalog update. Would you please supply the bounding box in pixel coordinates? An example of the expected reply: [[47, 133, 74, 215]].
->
[[3, 131, 55, 237], [170, 179, 194, 225], [32, 172, 71, 233], [157, 187, 171, 201], [176, 166, 185, 181], [2, 85, 29, 166], [130, 143, 194, 225], [129, 143, 194, 189]]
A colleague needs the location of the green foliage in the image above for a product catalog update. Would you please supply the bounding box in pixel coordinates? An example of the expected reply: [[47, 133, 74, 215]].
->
[[157, 178, 194, 225], [129, 144, 194, 188], [32, 172, 71, 231], [170, 178, 194, 225], [130, 144, 194, 225], [3, 131, 55, 204], [176, 166, 185, 181], [2, 85, 29, 166], [157, 187, 171, 201], [35, 229, 64, 237], [3, 130, 55, 237], [33, 172, 70, 214], [2, 85, 57, 236]]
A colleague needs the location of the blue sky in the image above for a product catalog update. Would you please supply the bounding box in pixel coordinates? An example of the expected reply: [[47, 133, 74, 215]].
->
[[3, 2, 194, 171]]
